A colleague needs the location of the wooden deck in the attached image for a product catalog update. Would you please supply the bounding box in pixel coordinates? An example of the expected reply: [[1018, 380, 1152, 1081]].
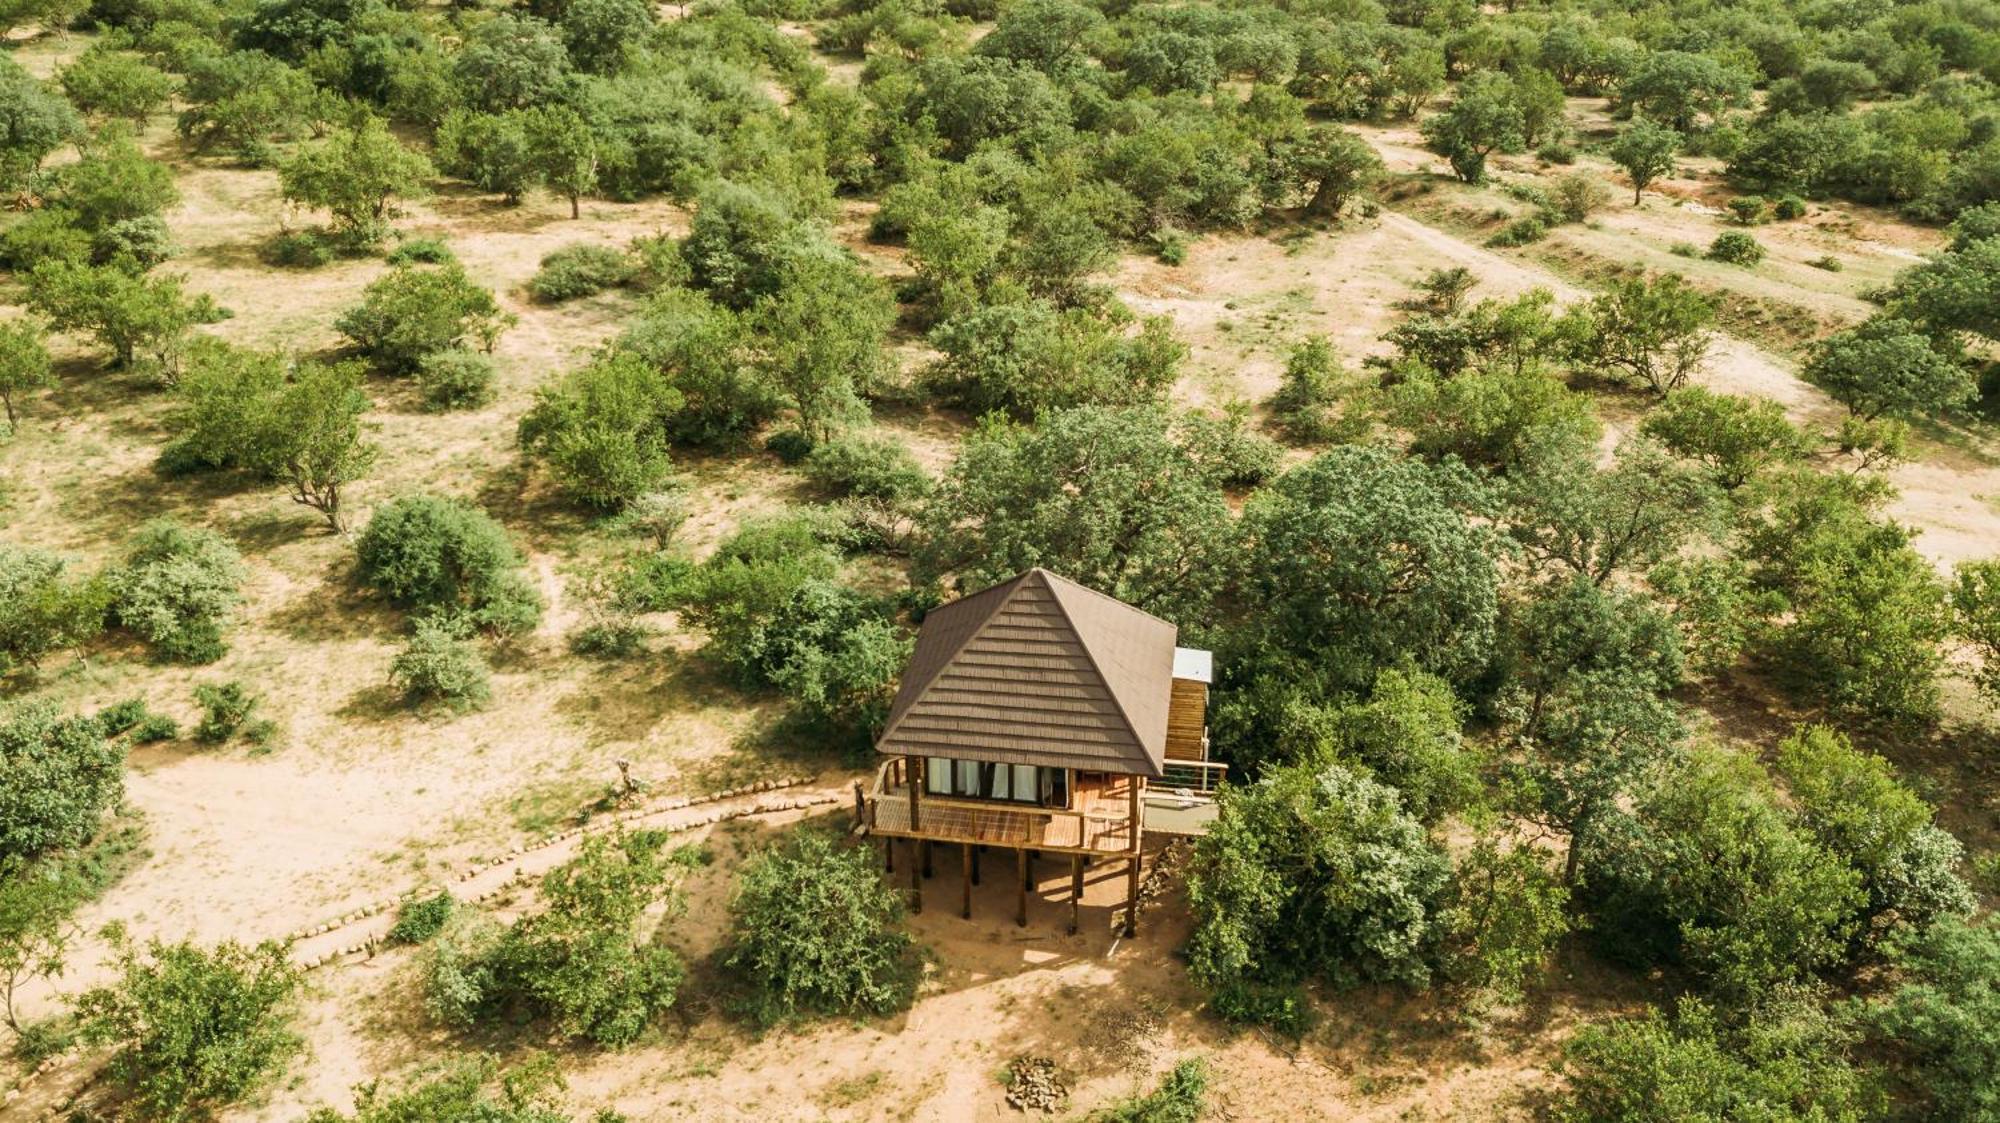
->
[[865, 761, 1141, 856]]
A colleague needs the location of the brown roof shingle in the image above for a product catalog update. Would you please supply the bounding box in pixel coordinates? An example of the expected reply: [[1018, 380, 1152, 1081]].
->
[[875, 569, 1178, 777]]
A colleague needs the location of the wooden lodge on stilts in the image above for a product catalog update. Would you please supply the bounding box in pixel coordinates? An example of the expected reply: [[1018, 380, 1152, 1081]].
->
[[854, 568, 1223, 936]]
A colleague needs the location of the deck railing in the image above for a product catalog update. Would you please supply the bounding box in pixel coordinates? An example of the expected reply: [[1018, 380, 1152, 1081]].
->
[[865, 761, 1139, 854], [1158, 759, 1228, 800]]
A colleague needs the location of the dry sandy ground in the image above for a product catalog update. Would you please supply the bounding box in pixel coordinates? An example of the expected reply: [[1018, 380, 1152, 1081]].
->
[[3, 57, 1998, 1121]]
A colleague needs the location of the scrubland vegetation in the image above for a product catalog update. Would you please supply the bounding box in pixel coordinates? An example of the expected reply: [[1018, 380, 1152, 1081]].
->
[[3, 0, 2000, 1114]]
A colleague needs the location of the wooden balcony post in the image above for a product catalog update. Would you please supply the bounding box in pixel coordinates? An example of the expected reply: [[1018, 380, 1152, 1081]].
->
[[906, 755, 922, 832], [961, 843, 973, 919], [1016, 848, 1028, 928], [970, 845, 980, 885], [1124, 854, 1141, 937], [922, 841, 932, 880], [909, 839, 921, 914], [1069, 855, 1084, 935], [884, 838, 893, 873]]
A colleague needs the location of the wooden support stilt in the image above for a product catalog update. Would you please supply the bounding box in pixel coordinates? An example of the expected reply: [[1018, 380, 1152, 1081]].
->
[[970, 845, 981, 886], [922, 840, 932, 880], [1016, 848, 1029, 928], [960, 843, 973, 919], [1123, 854, 1141, 937], [884, 837, 893, 873], [1069, 854, 1084, 935], [909, 838, 922, 914]]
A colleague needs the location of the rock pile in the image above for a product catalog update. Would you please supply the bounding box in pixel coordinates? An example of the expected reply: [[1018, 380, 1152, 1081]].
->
[[1004, 1056, 1069, 1114]]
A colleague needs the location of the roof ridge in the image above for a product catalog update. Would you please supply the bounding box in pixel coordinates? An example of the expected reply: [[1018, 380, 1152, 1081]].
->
[[1040, 571, 1158, 772]]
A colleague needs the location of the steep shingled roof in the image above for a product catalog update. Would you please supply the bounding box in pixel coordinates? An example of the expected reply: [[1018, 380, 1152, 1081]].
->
[[874, 569, 1178, 777]]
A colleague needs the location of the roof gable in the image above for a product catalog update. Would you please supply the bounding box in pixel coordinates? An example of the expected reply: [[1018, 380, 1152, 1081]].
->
[[876, 570, 1177, 777]]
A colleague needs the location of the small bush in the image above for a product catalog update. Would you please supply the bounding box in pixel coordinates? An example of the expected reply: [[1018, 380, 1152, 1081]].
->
[[388, 622, 492, 712], [1773, 196, 1807, 220], [93, 217, 173, 270], [131, 713, 178, 742], [386, 237, 454, 265], [11, 1016, 75, 1065], [1208, 980, 1316, 1037], [1151, 226, 1189, 265], [1727, 195, 1767, 225], [1087, 1058, 1209, 1123], [569, 619, 650, 658], [355, 495, 541, 635], [1809, 255, 1844, 272], [723, 831, 919, 1026], [386, 890, 456, 945], [265, 230, 334, 269], [802, 434, 932, 501], [528, 244, 634, 303], [1536, 139, 1576, 164], [1670, 241, 1702, 258], [763, 428, 815, 463], [109, 520, 246, 664], [336, 264, 509, 374], [1707, 231, 1766, 265], [415, 348, 497, 411], [93, 698, 150, 737], [193, 681, 261, 743], [1550, 172, 1611, 223], [1488, 214, 1550, 247]]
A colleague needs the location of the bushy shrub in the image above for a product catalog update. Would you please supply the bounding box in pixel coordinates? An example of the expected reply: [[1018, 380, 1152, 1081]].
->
[[335, 264, 509, 373], [1707, 230, 1765, 265], [528, 243, 634, 303], [1178, 408, 1282, 488], [0, 701, 125, 862], [1860, 915, 2000, 1120], [1557, 992, 1874, 1122], [75, 937, 302, 1122], [1087, 1059, 1209, 1123], [416, 348, 497, 411], [355, 496, 542, 635], [92, 216, 172, 270], [1727, 195, 1767, 224], [1773, 195, 1807, 220], [131, 713, 178, 743], [389, 622, 492, 712], [924, 302, 1184, 420], [1550, 172, 1610, 222], [109, 520, 246, 664], [303, 1054, 577, 1122], [265, 229, 334, 268], [1269, 336, 1354, 444], [1487, 213, 1550, 246], [422, 830, 688, 1045], [0, 546, 108, 676], [385, 237, 453, 265], [1187, 761, 1452, 1005], [517, 352, 682, 509], [723, 831, 918, 1026], [801, 433, 932, 501], [386, 891, 456, 946], [192, 681, 263, 744]]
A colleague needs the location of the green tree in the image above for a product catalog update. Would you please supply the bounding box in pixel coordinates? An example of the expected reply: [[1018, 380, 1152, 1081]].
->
[[1640, 386, 1809, 489], [517, 351, 683, 509], [25, 260, 219, 373], [1583, 746, 1861, 999], [1506, 439, 1720, 585], [1558, 993, 1875, 1123], [1774, 725, 1973, 946], [1187, 761, 1452, 1006], [75, 936, 302, 1123], [1860, 915, 2000, 1121], [355, 495, 541, 634], [45, 126, 176, 233], [1386, 363, 1600, 473], [435, 108, 536, 204], [454, 13, 572, 113], [253, 359, 377, 532], [752, 252, 894, 444], [1617, 50, 1751, 133], [1801, 316, 1975, 420], [0, 317, 55, 429], [1607, 119, 1681, 204], [916, 406, 1233, 622], [279, 112, 433, 245], [0, 546, 107, 676], [523, 105, 597, 218], [614, 287, 777, 447], [335, 263, 509, 373], [1264, 123, 1382, 218], [1236, 446, 1500, 688], [1954, 559, 2000, 706], [1880, 236, 2000, 343], [723, 830, 918, 1025], [0, 701, 123, 863], [59, 46, 174, 122], [109, 519, 247, 663], [0, 859, 83, 1031], [924, 301, 1184, 419], [1577, 273, 1717, 395], [1435, 840, 1570, 1004], [0, 58, 81, 189], [389, 620, 492, 712], [559, 0, 651, 74], [1421, 72, 1525, 183]]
